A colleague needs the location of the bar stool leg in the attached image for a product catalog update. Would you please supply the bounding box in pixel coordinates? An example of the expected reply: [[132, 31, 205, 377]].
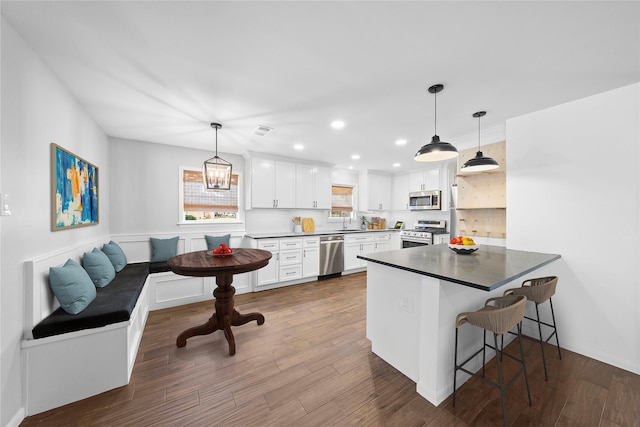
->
[[453, 327, 459, 407], [482, 329, 487, 378], [518, 322, 532, 406], [493, 333, 508, 427], [535, 303, 549, 381], [549, 298, 562, 360]]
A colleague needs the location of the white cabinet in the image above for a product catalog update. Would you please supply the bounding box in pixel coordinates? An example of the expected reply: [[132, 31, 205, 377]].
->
[[433, 234, 450, 245], [392, 174, 410, 211], [250, 158, 296, 208], [367, 173, 392, 211], [295, 165, 332, 209], [344, 233, 376, 270], [302, 236, 320, 277], [256, 238, 303, 286], [256, 239, 280, 287], [278, 238, 303, 282], [409, 168, 440, 192], [374, 233, 392, 253]]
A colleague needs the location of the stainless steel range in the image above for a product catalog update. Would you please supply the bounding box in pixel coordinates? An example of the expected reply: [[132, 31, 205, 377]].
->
[[400, 219, 447, 248]]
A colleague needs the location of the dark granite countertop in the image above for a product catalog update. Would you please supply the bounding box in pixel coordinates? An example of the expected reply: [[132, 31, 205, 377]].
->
[[357, 244, 561, 291], [246, 229, 401, 239]]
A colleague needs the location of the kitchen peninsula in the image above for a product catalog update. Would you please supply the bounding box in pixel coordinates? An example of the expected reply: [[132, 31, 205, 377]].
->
[[358, 244, 560, 406]]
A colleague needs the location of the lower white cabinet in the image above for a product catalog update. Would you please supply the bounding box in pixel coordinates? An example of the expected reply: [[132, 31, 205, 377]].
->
[[256, 239, 280, 287], [254, 237, 319, 288], [433, 234, 450, 245], [374, 233, 392, 252], [344, 234, 376, 270], [302, 236, 320, 278]]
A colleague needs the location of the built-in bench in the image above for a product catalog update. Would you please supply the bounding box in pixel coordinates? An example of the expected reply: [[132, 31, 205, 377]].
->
[[32, 262, 150, 339], [21, 232, 250, 416]]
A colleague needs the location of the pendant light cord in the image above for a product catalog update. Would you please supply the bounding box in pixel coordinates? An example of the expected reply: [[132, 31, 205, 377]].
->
[[215, 126, 218, 156], [477, 114, 481, 151], [433, 90, 437, 135]]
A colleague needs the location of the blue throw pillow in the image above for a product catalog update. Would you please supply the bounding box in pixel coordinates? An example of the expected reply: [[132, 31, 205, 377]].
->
[[150, 236, 179, 262], [49, 259, 97, 315], [205, 234, 231, 250], [102, 241, 127, 272], [82, 248, 116, 288]]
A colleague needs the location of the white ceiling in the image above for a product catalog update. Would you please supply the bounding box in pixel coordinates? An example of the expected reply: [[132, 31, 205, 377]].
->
[[2, 1, 639, 172]]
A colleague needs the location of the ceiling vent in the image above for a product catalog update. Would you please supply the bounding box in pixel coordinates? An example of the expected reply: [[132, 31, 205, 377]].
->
[[254, 125, 273, 136]]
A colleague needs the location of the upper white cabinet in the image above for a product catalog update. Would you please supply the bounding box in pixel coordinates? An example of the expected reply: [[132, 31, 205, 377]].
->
[[250, 158, 296, 209], [392, 174, 410, 211], [409, 169, 440, 192], [295, 165, 332, 209], [367, 173, 392, 211]]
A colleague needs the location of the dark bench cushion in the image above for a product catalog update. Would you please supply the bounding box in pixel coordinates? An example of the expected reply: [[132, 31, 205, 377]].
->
[[149, 261, 172, 274], [32, 262, 150, 339]]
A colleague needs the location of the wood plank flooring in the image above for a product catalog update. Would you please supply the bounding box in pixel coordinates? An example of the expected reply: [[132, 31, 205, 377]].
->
[[21, 272, 640, 426]]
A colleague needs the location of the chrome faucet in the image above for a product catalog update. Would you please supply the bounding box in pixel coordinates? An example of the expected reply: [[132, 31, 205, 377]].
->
[[342, 217, 351, 229]]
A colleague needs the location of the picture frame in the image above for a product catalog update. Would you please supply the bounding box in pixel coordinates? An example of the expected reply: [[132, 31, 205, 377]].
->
[[51, 143, 99, 231]]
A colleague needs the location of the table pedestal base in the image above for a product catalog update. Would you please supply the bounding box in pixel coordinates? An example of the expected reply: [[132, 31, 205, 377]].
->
[[176, 273, 264, 356]]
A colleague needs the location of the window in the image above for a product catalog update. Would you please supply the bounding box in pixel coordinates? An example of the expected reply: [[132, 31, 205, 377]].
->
[[330, 185, 354, 218], [179, 167, 241, 223]]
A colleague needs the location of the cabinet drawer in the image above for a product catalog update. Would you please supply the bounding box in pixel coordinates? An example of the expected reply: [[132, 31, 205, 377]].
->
[[375, 233, 391, 241], [345, 234, 374, 244], [258, 239, 279, 251], [279, 238, 302, 250], [280, 249, 302, 265], [279, 265, 302, 281], [303, 237, 320, 247]]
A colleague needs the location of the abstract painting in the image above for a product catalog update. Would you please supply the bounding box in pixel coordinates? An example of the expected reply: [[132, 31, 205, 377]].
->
[[51, 143, 99, 230]]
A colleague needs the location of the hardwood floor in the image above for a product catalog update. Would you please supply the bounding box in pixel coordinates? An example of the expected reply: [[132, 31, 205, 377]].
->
[[21, 272, 640, 426]]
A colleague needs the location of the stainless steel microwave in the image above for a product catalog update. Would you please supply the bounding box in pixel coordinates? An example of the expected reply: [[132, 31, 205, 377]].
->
[[409, 190, 441, 210]]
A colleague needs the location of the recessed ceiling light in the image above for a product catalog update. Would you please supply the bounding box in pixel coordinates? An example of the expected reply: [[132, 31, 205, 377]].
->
[[348, 166, 354, 170], [393, 163, 401, 167], [351, 154, 360, 160], [395, 139, 407, 146], [331, 120, 345, 129], [293, 144, 304, 150]]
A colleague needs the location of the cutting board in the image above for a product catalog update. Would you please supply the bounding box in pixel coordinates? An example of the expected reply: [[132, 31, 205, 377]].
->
[[302, 217, 315, 232]]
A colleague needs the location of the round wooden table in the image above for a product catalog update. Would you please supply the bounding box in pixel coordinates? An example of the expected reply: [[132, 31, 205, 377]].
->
[[167, 248, 272, 356]]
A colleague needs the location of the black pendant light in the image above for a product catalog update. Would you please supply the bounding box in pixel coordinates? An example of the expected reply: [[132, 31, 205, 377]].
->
[[461, 111, 499, 172], [202, 123, 233, 190], [414, 84, 459, 162]]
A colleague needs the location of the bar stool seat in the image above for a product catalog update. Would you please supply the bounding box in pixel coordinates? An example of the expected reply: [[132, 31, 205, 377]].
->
[[503, 276, 561, 381], [453, 294, 531, 427]]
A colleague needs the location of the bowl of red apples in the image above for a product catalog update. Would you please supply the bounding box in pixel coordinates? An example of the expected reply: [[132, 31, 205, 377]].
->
[[211, 243, 234, 257]]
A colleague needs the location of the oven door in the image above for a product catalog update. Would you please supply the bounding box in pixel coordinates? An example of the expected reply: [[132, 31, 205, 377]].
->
[[401, 238, 431, 248]]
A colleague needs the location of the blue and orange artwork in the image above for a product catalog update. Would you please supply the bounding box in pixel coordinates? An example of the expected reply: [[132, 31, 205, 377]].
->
[[52, 144, 99, 230]]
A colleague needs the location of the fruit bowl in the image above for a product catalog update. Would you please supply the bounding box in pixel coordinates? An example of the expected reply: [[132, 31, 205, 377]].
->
[[448, 244, 479, 255], [208, 250, 234, 257]]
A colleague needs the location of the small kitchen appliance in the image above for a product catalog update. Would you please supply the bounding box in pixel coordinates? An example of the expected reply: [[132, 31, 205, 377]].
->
[[400, 219, 447, 248], [409, 190, 441, 210]]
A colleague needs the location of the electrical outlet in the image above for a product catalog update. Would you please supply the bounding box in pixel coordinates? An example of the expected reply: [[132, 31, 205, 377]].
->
[[399, 296, 413, 313]]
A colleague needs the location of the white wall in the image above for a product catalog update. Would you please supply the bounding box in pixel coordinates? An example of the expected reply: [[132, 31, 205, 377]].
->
[[506, 82, 640, 374], [109, 138, 246, 235], [0, 17, 111, 426]]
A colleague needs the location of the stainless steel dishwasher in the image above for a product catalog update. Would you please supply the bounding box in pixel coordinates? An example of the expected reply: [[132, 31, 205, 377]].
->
[[319, 235, 344, 277]]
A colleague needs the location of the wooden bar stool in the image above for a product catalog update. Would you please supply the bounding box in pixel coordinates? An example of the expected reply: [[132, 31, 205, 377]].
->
[[503, 276, 561, 381], [453, 294, 531, 427]]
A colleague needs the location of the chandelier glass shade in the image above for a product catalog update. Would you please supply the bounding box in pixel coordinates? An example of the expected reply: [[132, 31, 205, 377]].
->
[[202, 123, 232, 190]]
